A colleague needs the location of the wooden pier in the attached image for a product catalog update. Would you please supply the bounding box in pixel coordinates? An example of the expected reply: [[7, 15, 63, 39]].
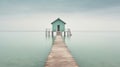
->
[[45, 35, 79, 67]]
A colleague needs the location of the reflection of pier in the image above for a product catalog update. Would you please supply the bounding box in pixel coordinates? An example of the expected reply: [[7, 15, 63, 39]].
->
[[45, 35, 78, 67]]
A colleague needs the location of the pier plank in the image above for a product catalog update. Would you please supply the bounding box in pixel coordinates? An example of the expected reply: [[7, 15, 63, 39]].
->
[[45, 35, 79, 67]]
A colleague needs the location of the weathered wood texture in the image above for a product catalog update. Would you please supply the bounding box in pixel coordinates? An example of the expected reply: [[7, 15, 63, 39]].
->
[[45, 35, 79, 67]]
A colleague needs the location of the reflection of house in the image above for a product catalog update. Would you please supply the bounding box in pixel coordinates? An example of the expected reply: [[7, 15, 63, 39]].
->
[[51, 18, 66, 32]]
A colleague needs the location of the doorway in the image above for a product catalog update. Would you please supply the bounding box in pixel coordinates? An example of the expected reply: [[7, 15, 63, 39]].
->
[[57, 25, 60, 31]]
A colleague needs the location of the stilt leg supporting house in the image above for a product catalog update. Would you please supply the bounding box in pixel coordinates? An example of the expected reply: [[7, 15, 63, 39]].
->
[[52, 31, 54, 37], [64, 31, 66, 37], [45, 28, 51, 37]]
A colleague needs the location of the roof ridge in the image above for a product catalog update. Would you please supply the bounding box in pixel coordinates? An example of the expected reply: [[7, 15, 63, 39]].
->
[[51, 18, 66, 24]]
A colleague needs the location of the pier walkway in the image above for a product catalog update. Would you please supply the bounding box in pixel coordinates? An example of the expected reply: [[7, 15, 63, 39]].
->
[[45, 35, 79, 67]]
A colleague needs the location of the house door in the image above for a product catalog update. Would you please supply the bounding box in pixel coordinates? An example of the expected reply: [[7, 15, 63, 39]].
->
[[57, 25, 60, 31]]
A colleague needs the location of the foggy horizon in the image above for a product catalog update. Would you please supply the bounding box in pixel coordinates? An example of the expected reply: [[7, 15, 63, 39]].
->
[[0, 0, 120, 31]]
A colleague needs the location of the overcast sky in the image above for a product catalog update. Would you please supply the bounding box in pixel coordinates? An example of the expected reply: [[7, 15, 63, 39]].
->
[[0, 0, 120, 31]]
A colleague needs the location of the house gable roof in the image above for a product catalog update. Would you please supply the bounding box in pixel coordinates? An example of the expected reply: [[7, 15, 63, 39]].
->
[[51, 18, 66, 24]]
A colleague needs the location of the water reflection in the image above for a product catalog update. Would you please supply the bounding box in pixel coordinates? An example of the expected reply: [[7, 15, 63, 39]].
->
[[0, 32, 52, 67], [65, 32, 120, 67]]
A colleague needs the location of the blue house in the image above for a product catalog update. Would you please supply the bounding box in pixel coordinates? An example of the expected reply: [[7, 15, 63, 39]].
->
[[51, 18, 66, 36], [51, 18, 66, 32]]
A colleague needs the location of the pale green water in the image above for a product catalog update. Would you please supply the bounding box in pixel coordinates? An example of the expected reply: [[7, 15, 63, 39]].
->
[[0, 32, 120, 67], [66, 32, 120, 67], [0, 32, 52, 67]]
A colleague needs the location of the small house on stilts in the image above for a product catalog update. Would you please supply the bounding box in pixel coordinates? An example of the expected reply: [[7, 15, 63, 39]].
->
[[46, 18, 72, 37], [51, 18, 66, 36]]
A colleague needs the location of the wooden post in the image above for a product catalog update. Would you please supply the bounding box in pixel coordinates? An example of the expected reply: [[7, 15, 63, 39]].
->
[[48, 29, 50, 37], [64, 31, 66, 37], [52, 31, 54, 37], [67, 31, 69, 37], [45, 28, 48, 37]]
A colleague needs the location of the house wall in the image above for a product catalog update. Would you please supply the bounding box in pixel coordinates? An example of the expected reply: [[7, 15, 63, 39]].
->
[[52, 20, 65, 32]]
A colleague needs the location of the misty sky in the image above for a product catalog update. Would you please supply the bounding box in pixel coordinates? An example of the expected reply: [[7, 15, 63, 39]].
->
[[0, 0, 120, 31]]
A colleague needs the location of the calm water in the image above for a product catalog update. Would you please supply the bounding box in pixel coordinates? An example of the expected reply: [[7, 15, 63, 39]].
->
[[0, 32, 120, 67], [0, 32, 52, 67], [66, 32, 120, 67]]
